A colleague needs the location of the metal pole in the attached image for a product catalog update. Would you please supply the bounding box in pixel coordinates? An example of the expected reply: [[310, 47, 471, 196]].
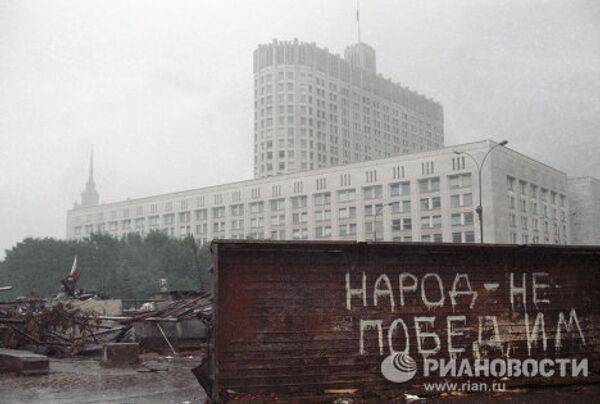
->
[[454, 140, 508, 244], [478, 168, 484, 243]]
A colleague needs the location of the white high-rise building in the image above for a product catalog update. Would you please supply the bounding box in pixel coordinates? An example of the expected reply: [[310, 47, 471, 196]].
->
[[253, 39, 444, 178]]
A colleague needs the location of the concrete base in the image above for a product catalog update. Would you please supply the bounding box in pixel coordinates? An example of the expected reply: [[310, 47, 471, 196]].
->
[[133, 319, 207, 353], [101, 342, 139, 367], [0, 348, 49, 375]]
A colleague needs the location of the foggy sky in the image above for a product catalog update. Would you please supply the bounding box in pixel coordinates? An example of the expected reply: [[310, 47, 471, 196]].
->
[[1, 0, 599, 258]]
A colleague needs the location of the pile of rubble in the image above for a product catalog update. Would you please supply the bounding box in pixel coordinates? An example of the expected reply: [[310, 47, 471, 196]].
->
[[0, 298, 129, 357], [0, 292, 212, 357]]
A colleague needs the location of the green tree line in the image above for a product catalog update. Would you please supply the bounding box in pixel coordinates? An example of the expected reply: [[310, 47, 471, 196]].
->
[[0, 232, 212, 300]]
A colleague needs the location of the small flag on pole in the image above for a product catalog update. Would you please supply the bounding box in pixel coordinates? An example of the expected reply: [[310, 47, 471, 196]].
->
[[69, 256, 78, 278]]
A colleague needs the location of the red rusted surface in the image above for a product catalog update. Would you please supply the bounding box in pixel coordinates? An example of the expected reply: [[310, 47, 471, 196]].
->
[[211, 241, 600, 401]]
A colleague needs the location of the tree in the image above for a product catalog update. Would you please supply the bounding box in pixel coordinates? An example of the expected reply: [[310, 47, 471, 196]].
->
[[0, 233, 212, 300]]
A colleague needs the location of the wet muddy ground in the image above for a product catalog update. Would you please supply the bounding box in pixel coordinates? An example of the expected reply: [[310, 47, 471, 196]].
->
[[0, 353, 206, 403], [1, 354, 598, 403]]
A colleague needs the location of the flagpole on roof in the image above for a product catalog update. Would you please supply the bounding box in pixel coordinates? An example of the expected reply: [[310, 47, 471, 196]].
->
[[357, 0, 361, 43]]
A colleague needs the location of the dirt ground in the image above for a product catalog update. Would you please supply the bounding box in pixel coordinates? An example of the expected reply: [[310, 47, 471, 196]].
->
[[1, 354, 599, 403], [0, 353, 207, 404]]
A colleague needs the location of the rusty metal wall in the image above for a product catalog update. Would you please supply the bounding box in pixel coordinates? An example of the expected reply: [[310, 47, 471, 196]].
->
[[211, 241, 600, 401]]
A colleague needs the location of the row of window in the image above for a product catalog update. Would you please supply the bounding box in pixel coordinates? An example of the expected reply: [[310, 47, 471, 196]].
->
[[507, 176, 566, 207], [74, 172, 473, 225]]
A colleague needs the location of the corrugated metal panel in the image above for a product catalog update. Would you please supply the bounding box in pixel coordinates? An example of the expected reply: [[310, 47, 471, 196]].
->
[[211, 241, 600, 401]]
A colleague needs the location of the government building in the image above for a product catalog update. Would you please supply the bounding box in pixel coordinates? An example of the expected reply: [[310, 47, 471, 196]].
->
[[253, 40, 443, 177], [66, 40, 600, 246], [68, 140, 599, 246]]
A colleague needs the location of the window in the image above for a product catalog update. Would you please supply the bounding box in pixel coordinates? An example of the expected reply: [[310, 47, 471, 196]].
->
[[365, 221, 383, 236], [421, 215, 442, 229], [520, 199, 527, 212], [464, 212, 474, 225], [315, 209, 331, 221], [291, 196, 307, 209], [390, 181, 410, 196], [530, 201, 538, 215], [315, 226, 332, 238], [231, 219, 244, 230], [340, 173, 351, 187], [339, 223, 357, 236], [421, 161, 434, 175], [391, 199, 411, 213], [449, 173, 472, 189], [292, 212, 308, 224], [270, 230, 286, 240], [231, 204, 244, 217], [364, 204, 383, 216], [530, 185, 538, 198], [363, 185, 383, 200], [314, 192, 331, 206], [195, 209, 207, 221], [271, 185, 282, 197], [519, 181, 527, 195], [270, 214, 285, 226], [453, 212, 474, 226], [420, 197, 441, 210], [452, 156, 466, 171], [508, 195, 515, 209], [507, 176, 515, 191], [451, 213, 462, 226], [338, 206, 356, 219], [270, 198, 285, 212], [418, 177, 440, 193], [451, 193, 472, 208], [392, 218, 411, 231], [249, 202, 264, 214], [163, 214, 174, 225], [213, 207, 225, 219], [392, 165, 405, 179], [292, 227, 308, 240], [178, 212, 190, 223]]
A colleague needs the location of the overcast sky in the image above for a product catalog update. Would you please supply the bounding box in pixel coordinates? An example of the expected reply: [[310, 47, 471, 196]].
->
[[0, 0, 599, 258]]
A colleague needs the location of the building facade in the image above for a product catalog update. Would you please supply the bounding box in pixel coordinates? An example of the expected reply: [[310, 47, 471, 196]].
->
[[253, 39, 444, 178], [568, 177, 600, 245], [67, 140, 574, 246]]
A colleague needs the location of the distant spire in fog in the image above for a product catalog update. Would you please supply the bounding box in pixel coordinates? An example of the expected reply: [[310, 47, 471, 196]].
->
[[81, 147, 99, 208]]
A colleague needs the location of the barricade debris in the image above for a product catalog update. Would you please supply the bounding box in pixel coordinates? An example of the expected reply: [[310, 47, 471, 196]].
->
[[0, 293, 211, 357]]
